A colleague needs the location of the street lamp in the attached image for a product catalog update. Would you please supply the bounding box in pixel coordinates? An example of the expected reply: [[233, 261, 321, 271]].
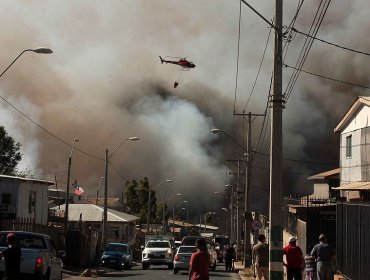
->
[[64, 138, 79, 243], [0, 48, 53, 78], [96, 176, 104, 205], [103, 136, 140, 248], [147, 179, 172, 233]]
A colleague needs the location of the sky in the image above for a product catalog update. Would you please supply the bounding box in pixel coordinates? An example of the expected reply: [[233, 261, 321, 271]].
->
[[0, 1, 369, 217]]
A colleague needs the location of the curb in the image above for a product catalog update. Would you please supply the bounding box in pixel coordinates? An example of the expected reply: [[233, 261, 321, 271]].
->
[[62, 268, 83, 276]]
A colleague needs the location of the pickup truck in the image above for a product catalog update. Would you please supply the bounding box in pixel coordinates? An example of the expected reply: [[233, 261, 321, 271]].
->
[[141, 239, 174, 270], [0, 231, 65, 280]]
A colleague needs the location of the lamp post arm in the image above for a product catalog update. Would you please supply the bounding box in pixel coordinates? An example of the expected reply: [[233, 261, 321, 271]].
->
[[0, 49, 31, 78], [241, 0, 276, 30], [108, 139, 128, 159]]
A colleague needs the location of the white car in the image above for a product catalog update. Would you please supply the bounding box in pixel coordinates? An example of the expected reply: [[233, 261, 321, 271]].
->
[[142, 240, 174, 270]]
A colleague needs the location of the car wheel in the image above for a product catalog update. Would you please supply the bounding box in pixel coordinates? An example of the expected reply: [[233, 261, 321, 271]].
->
[[142, 263, 149, 270], [43, 268, 51, 280], [173, 267, 179, 274]]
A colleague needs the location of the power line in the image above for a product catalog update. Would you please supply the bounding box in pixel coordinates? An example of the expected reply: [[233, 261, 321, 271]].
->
[[243, 27, 272, 111], [285, 0, 332, 102], [233, 0, 242, 114], [284, 64, 370, 90], [291, 27, 370, 57], [0, 93, 105, 161]]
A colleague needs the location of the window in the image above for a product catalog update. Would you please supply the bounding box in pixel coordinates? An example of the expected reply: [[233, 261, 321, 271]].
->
[[346, 135, 352, 158], [1, 193, 10, 205], [28, 191, 36, 213]]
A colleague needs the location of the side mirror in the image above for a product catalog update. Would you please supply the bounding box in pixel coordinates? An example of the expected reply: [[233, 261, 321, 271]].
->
[[58, 250, 66, 260]]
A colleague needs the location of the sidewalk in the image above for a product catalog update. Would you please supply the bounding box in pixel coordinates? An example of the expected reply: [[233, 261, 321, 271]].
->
[[234, 261, 255, 280]]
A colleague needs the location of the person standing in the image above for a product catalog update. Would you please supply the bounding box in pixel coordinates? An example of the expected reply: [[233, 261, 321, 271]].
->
[[310, 234, 335, 280], [224, 244, 235, 272], [283, 236, 305, 280], [0, 233, 21, 280], [304, 246, 317, 280], [252, 234, 269, 280], [189, 239, 210, 280]]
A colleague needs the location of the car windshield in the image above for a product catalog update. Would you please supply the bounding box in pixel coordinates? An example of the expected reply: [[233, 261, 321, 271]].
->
[[147, 242, 169, 248], [0, 233, 46, 249], [105, 244, 128, 253], [178, 246, 196, 254]]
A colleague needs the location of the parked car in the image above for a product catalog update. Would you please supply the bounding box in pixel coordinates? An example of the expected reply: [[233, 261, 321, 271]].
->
[[0, 231, 65, 280], [100, 243, 133, 270], [173, 246, 196, 274]]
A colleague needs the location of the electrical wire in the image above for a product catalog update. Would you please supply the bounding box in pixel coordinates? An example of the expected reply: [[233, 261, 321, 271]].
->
[[233, 0, 242, 114], [292, 27, 370, 57], [243, 27, 272, 111], [284, 64, 370, 90], [284, 0, 332, 102], [0, 92, 104, 161]]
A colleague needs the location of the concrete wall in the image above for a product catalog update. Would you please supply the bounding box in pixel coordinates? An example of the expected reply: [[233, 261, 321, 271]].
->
[[313, 183, 330, 198], [340, 129, 362, 182]]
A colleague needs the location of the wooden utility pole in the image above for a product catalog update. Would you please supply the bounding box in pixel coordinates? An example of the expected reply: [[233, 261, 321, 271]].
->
[[269, 0, 284, 278]]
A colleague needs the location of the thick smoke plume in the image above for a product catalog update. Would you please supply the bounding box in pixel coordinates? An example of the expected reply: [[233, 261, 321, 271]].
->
[[0, 1, 369, 216]]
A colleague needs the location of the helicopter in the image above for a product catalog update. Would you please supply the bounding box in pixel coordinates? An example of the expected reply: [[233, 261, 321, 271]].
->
[[159, 56, 196, 70]]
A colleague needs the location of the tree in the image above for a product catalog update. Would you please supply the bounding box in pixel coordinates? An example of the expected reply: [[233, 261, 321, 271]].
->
[[0, 126, 22, 175], [125, 177, 158, 223]]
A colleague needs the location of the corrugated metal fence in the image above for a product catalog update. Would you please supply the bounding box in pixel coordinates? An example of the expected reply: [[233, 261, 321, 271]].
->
[[337, 202, 370, 280]]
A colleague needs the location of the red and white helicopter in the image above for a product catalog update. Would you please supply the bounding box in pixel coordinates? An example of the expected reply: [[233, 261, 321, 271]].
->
[[159, 56, 196, 70], [159, 56, 196, 88]]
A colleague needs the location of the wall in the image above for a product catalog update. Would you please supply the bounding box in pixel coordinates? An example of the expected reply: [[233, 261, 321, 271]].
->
[[313, 183, 330, 198], [340, 129, 362, 182], [17, 181, 49, 225]]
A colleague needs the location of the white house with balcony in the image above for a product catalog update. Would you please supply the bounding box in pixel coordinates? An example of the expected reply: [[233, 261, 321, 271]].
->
[[333, 96, 370, 200]]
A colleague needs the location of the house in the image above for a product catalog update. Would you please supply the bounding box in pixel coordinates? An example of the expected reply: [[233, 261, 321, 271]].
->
[[48, 188, 86, 208], [334, 96, 370, 200], [307, 168, 340, 198], [0, 174, 53, 226], [50, 203, 140, 246], [333, 96, 370, 280]]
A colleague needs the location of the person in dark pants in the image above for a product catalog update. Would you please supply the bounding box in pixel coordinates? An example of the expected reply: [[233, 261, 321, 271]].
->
[[0, 233, 21, 280], [310, 234, 335, 280], [224, 244, 235, 272], [283, 236, 305, 280]]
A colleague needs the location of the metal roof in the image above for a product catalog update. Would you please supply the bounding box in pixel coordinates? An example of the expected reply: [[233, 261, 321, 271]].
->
[[307, 168, 340, 180], [333, 181, 370, 190], [0, 174, 54, 185], [51, 203, 140, 222]]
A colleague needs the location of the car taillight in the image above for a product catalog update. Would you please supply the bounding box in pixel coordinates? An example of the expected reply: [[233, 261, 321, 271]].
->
[[35, 257, 43, 271], [174, 255, 179, 261]]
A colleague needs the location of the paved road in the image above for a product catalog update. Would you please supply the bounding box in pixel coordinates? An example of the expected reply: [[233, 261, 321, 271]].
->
[[63, 264, 241, 280]]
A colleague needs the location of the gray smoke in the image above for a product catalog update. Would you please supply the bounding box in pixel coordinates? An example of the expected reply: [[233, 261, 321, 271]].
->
[[0, 1, 368, 216]]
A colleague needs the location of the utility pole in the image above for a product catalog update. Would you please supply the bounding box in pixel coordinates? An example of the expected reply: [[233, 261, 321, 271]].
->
[[103, 149, 109, 248], [238, 1, 283, 277], [226, 159, 243, 256], [269, 0, 284, 278], [234, 112, 264, 267]]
